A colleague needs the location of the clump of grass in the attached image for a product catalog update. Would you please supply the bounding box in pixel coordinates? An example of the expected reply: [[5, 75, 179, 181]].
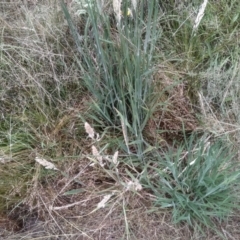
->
[[61, 0, 162, 157], [142, 134, 240, 235]]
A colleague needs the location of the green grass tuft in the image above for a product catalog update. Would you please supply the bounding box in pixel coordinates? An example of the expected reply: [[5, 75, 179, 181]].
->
[[143, 134, 240, 234], [61, 0, 162, 158]]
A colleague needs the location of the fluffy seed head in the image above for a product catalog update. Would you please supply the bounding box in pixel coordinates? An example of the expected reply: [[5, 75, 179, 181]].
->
[[112, 151, 119, 165], [131, 0, 137, 11], [92, 145, 104, 166], [85, 122, 95, 140], [97, 194, 113, 209], [35, 157, 58, 170], [113, 0, 122, 23]]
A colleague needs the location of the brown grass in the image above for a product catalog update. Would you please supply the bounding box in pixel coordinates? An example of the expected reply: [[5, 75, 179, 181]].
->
[[4, 158, 240, 239]]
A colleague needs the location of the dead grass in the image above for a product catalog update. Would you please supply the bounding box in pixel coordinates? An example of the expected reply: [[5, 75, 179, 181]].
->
[[145, 65, 200, 146], [4, 158, 240, 240], [1, 1, 240, 240]]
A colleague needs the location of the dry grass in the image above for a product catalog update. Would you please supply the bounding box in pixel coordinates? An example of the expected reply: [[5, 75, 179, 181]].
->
[[1, 1, 240, 239], [4, 158, 240, 240]]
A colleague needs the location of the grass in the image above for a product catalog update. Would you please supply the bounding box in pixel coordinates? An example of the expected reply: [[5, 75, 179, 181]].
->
[[142, 134, 240, 235], [61, 0, 161, 158], [1, 0, 240, 239]]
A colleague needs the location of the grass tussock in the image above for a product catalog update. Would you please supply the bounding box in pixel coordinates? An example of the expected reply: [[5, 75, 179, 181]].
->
[[1, 0, 240, 239]]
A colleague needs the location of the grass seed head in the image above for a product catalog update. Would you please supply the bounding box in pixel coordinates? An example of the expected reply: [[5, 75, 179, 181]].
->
[[126, 179, 142, 191], [92, 145, 104, 166], [113, 0, 122, 23], [112, 151, 119, 165], [131, 0, 137, 11], [85, 122, 95, 140], [35, 157, 58, 170], [97, 194, 113, 209], [193, 0, 208, 32]]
